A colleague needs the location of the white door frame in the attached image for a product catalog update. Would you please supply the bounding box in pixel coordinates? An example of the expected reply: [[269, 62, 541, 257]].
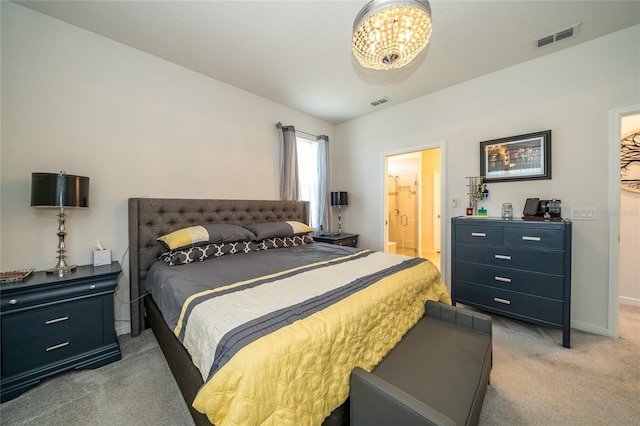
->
[[607, 104, 640, 338], [382, 141, 446, 281]]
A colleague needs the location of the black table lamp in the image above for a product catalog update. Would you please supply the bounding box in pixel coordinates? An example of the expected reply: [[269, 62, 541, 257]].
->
[[31, 171, 90, 276], [331, 191, 348, 235]]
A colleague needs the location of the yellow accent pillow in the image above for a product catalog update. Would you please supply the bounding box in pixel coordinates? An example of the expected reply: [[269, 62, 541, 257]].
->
[[158, 226, 209, 250], [286, 221, 314, 234]]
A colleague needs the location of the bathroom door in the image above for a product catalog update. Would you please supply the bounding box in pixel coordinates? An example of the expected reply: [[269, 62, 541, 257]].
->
[[396, 173, 418, 256]]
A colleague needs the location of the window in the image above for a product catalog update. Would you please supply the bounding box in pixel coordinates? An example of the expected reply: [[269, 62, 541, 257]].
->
[[296, 136, 321, 228]]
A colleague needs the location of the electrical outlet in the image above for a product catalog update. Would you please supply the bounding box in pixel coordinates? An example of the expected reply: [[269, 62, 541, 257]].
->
[[570, 207, 597, 221]]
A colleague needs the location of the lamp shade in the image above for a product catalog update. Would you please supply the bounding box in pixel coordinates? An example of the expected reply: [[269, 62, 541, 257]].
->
[[31, 172, 89, 208], [331, 191, 348, 206]]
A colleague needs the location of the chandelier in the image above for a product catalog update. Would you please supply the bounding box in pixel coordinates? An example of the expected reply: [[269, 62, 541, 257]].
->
[[352, 0, 433, 70]]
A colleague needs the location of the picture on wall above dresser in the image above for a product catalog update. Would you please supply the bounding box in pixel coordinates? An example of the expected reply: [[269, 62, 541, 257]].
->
[[480, 130, 551, 183]]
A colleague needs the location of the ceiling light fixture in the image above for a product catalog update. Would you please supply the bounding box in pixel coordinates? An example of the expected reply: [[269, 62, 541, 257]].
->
[[352, 0, 433, 70]]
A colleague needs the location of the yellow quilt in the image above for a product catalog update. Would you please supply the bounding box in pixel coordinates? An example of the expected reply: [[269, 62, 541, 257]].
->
[[185, 254, 450, 425]]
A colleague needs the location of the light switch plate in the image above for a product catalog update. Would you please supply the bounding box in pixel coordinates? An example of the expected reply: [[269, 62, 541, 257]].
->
[[570, 207, 597, 221]]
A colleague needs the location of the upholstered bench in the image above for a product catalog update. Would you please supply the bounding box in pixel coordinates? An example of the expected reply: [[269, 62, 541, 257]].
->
[[350, 301, 492, 426]]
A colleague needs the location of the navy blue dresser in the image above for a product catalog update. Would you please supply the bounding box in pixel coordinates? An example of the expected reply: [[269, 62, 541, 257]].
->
[[451, 217, 572, 347], [1, 262, 122, 402]]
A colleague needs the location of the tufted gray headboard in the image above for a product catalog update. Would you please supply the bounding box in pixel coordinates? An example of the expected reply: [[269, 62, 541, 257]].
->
[[128, 198, 310, 336]]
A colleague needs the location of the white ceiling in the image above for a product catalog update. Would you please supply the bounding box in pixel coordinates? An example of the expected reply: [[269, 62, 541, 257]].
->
[[14, 1, 640, 124]]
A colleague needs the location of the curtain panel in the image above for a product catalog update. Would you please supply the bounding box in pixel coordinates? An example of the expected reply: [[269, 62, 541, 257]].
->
[[316, 135, 330, 232], [276, 123, 299, 201]]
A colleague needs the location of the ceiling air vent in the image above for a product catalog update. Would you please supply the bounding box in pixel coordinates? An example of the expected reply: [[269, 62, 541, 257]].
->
[[536, 35, 554, 48], [371, 97, 390, 107], [534, 23, 580, 49]]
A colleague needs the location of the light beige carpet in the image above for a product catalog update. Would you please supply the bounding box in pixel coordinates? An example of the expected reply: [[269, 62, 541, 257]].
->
[[478, 303, 640, 425], [1, 305, 638, 425]]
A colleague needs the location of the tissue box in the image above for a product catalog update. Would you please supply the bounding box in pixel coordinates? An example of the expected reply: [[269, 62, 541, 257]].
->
[[93, 249, 112, 267]]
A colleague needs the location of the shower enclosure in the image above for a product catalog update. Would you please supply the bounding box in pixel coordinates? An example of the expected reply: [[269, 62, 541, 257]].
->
[[387, 174, 418, 256]]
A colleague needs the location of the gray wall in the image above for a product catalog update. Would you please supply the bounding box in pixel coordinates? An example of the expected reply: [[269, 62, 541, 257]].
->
[[333, 25, 640, 335], [0, 3, 334, 334]]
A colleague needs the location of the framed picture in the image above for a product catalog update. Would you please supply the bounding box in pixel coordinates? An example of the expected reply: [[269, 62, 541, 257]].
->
[[480, 130, 551, 182]]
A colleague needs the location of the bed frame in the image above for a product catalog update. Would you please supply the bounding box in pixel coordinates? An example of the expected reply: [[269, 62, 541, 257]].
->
[[128, 198, 347, 425]]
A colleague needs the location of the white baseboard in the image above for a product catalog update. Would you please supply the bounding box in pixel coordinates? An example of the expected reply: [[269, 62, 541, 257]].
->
[[619, 296, 640, 307], [116, 323, 132, 336], [570, 320, 610, 337]]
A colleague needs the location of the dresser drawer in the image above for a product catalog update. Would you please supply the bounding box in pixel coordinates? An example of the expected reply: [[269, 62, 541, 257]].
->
[[503, 227, 565, 250], [2, 298, 102, 347], [2, 326, 103, 376], [454, 261, 564, 300], [454, 225, 502, 244], [455, 282, 563, 326], [455, 242, 564, 275]]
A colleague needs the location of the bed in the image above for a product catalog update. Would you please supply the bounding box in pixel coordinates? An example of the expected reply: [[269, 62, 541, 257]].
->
[[128, 198, 450, 426]]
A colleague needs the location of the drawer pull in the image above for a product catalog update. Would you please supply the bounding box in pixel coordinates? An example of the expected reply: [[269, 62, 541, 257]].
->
[[494, 297, 511, 305], [89, 284, 96, 290], [494, 254, 511, 260], [522, 236, 541, 242], [495, 276, 512, 283], [46, 341, 70, 352], [45, 316, 69, 325], [471, 232, 486, 237], [9, 299, 18, 305]]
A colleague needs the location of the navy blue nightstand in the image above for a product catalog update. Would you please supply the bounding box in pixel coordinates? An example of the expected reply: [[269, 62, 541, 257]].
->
[[314, 233, 359, 248], [1, 262, 122, 402]]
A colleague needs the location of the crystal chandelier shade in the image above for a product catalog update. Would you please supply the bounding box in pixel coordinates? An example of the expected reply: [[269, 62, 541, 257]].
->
[[352, 0, 432, 70]]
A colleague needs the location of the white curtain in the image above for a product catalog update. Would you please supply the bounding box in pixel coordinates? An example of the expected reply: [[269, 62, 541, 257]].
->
[[316, 135, 330, 232], [276, 123, 299, 201]]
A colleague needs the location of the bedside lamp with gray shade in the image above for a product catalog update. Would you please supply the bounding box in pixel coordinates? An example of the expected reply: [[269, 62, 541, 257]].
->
[[331, 191, 348, 235], [31, 171, 89, 276]]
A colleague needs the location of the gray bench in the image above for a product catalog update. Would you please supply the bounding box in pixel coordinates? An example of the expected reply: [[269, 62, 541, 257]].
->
[[350, 301, 492, 426]]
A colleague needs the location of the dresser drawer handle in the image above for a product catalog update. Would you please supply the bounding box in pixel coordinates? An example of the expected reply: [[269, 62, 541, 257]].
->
[[494, 254, 511, 260], [9, 299, 18, 305], [46, 341, 70, 352], [494, 297, 511, 305], [89, 284, 96, 290], [495, 276, 512, 283], [522, 236, 541, 241], [471, 232, 486, 237], [45, 316, 69, 325]]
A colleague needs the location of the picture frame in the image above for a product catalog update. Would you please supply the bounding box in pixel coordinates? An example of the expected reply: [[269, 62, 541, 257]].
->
[[480, 130, 551, 182]]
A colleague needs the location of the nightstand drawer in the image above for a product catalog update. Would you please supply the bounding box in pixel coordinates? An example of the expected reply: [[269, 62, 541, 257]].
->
[[455, 242, 564, 275], [454, 261, 564, 300], [455, 225, 502, 244], [455, 282, 563, 326], [334, 237, 358, 247], [2, 298, 102, 347], [2, 326, 103, 376], [503, 227, 564, 250]]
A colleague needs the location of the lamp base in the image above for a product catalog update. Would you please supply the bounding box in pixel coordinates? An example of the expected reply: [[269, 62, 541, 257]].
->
[[46, 206, 77, 276], [46, 264, 77, 276]]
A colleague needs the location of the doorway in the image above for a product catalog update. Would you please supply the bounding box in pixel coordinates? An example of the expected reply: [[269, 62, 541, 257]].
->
[[608, 105, 640, 338], [385, 146, 443, 272]]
